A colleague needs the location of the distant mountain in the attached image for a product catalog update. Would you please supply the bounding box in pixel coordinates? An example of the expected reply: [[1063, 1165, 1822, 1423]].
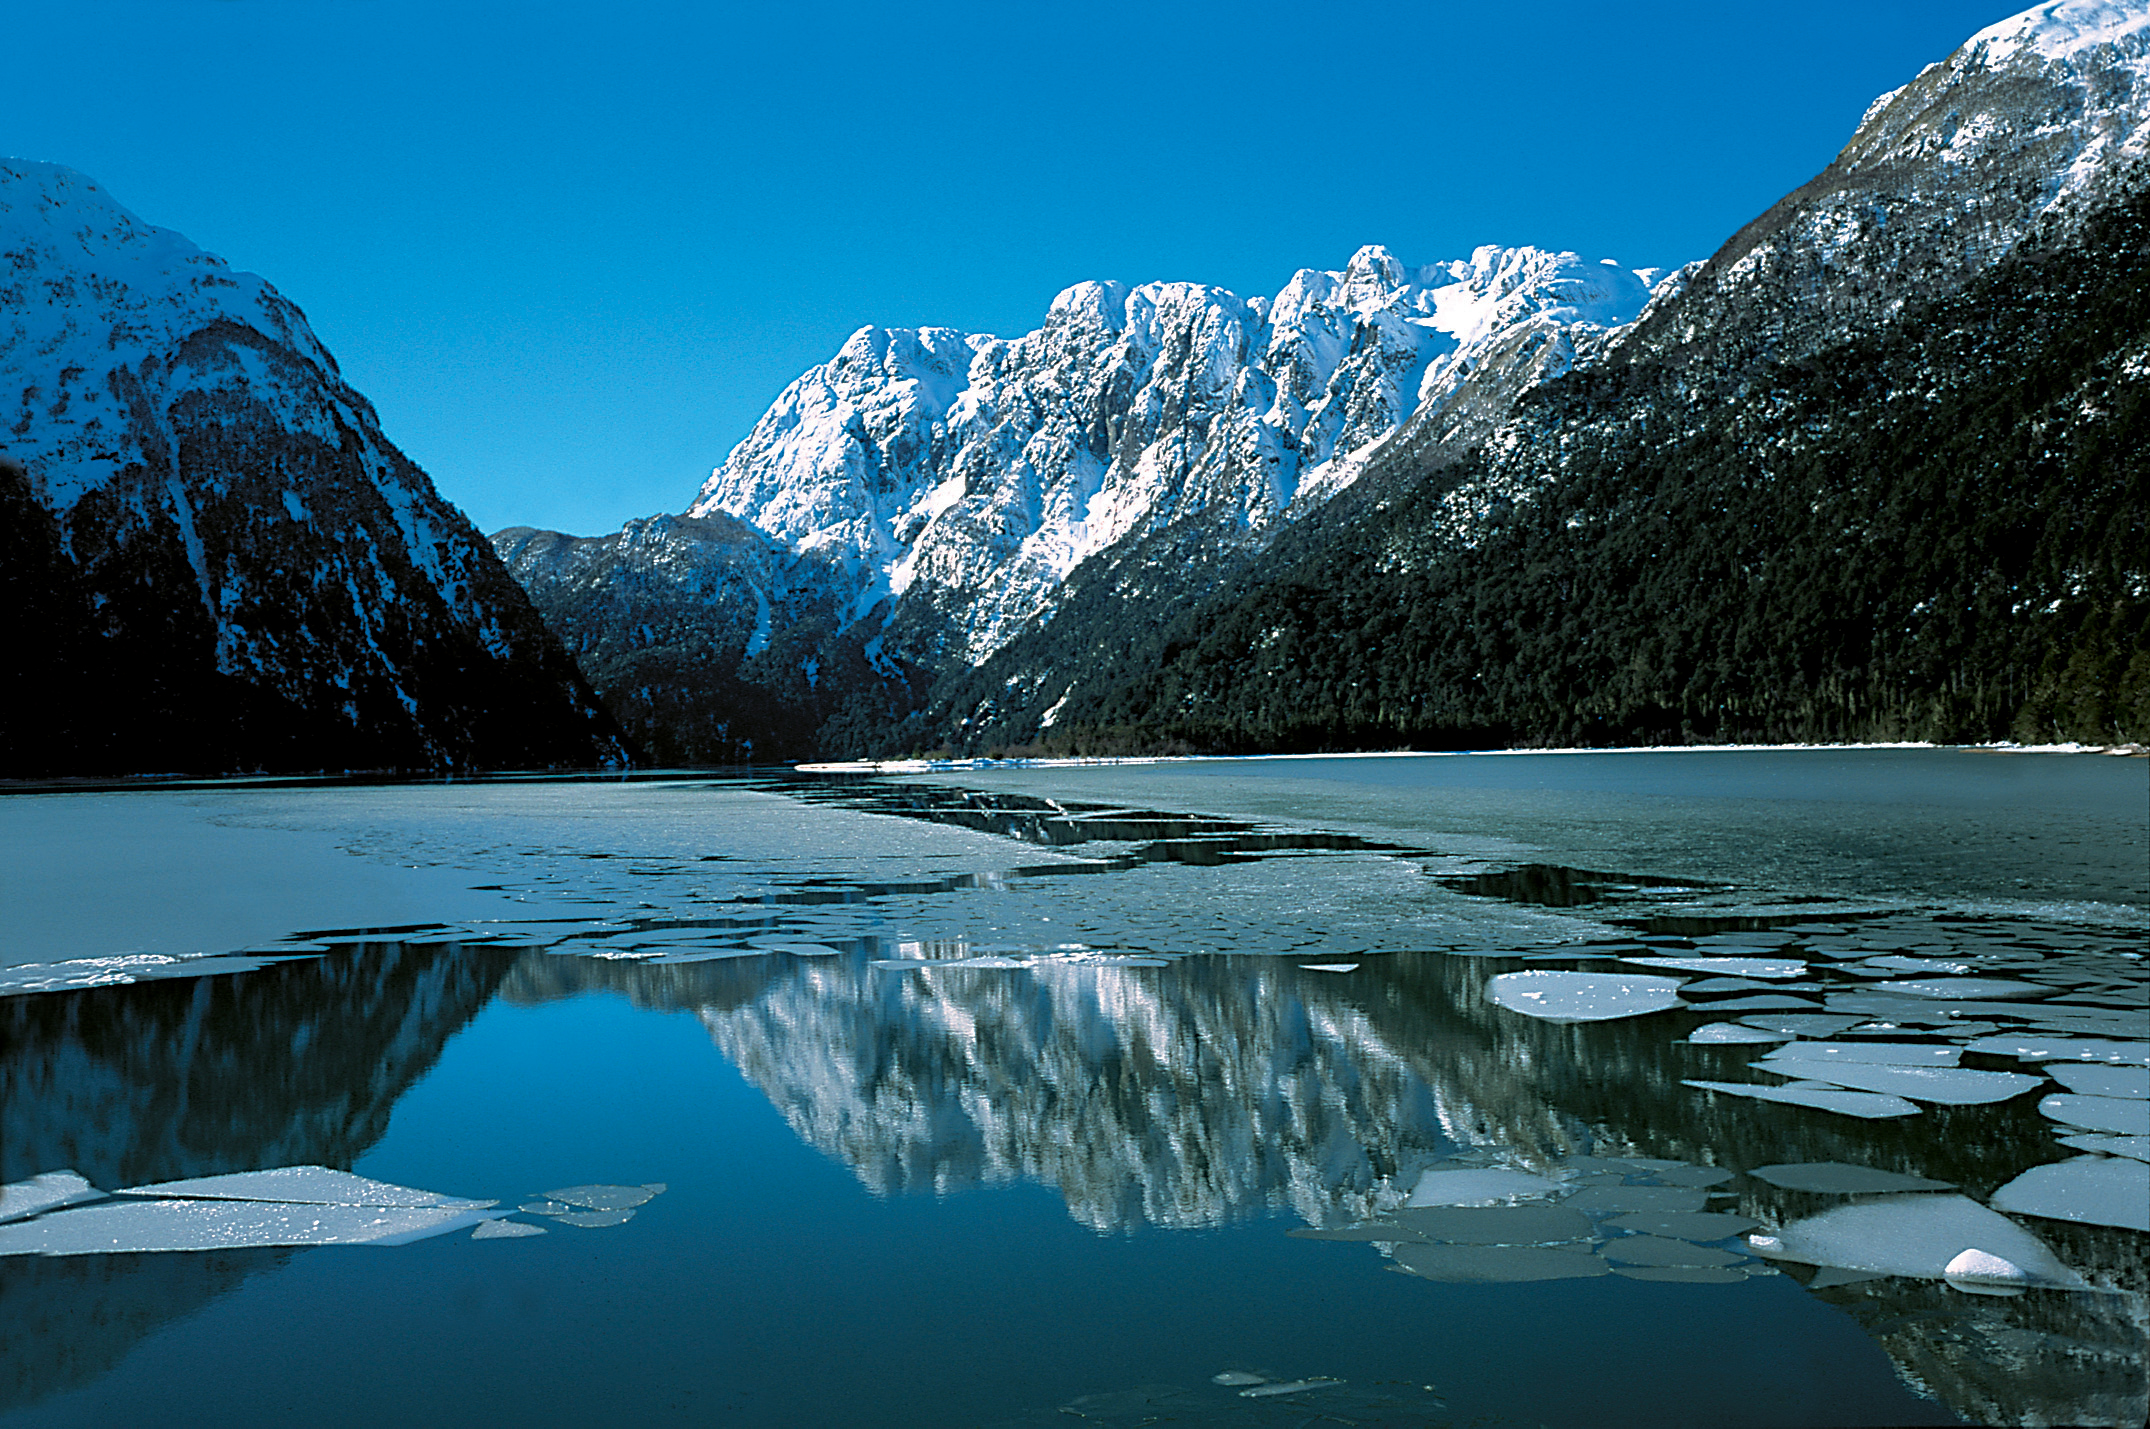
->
[[505, 0, 2148, 760], [0, 160, 628, 775], [499, 247, 1665, 757]]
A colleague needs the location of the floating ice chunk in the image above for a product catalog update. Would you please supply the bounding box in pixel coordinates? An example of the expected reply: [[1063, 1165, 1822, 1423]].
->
[[1963, 1036, 2150, 1064], [520, 1199, 577, 1216], [1754, 1057, 2042, 1106], [471, 1219, 547, 1239], [542, 1184, 664, 1211], [1605, 1211, 1759, 1239], [1620, 956, 1805, 979], [1871, 978, 2048, 1000], [1240, 1379, 1343, 1398], [1860, 956, 1974, 975], [1684, 1079, 1920, 1119], [1747, 1194, 2084, 1287], [1404, 1168, 1565, 1207], [1736, 1015, 1864, 1038], [1689, 1023, 1790, 1044], [2047, 1064, 2150, 1098], [1483, 970, 1684, 1023], [117, 1167, 494, 1209], [2038, 1094, 2150, 1135], [1288, 1223, 1417, 1242], [750, 942, 845, 957], [550, 1209, 635, 1228], [1391, 1204, 1594, 1244], [1649, 1165, 1735, 1187], [0, 1170, 104, 1225], [1990, 1156, 2150, 1232], [1698, 996, 1820, 1012], [0, 1198, 500, 1256], [1942, 1247, 2034, 1296], [1562, 1185, 1709, 1214], [1390, 1243, 1609, 1282], [1598, 1235, 1744, 1268], [1750, 1162, 1954, 1193], [1300, 963, 1360, 973], [2056, 1134, 2150, 1161], [1609, 1264, 1747, 1284], [1211, 1371, 1266, 1386], [1765, 1042, 1963, 1066]]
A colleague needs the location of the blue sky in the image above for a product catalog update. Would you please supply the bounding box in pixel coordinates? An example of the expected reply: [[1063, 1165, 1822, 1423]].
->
[[6, 0, 2019, 536]]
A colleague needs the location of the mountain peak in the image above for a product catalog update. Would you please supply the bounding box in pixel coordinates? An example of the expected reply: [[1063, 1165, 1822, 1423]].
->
[[1968, 0, 2150, 62]]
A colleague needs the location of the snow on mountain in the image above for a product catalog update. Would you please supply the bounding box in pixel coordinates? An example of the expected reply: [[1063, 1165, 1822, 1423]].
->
[[688, 244, 1657, 663], [0, 159, 624, 773]]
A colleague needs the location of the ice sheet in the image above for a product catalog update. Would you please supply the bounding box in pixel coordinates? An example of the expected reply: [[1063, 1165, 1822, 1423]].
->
[[1403, 1168, 1565, 1207], [0, 1170, 104, 1225], [0, 1198, 500, 1256], [1684, 1079, 1921, 1118], [1753, 1057, 2042, 1106], [118, 1166, 494, 1209], [1482, 970, 1685, 1022], [1750, 1162, 1954, 1193], [1989, 1157, 2150, 1232], [2046, 1063, 2150, 1098], [1746, 1194, 2084, 1287], [2037, 1093, 2150, 1135]]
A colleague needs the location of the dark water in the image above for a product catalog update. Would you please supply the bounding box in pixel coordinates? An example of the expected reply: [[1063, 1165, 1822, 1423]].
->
[[0, 752, 2143, 1427]]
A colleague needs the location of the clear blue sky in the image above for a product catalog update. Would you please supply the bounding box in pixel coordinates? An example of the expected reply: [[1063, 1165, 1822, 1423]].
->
[[5, 0, 2019, 536]]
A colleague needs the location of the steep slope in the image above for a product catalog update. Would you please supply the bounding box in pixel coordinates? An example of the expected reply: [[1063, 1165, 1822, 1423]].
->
[[916, 0, 2150, 755], [0, 160, 627, 775]]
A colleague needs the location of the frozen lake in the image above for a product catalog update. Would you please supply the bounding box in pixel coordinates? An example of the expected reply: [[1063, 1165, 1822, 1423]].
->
[[0, 750, 2144, 1427]]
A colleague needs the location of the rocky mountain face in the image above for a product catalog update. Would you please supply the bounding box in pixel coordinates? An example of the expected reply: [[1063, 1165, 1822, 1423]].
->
[[500, 247, 1662, 754], [910, 0, 2150, 754], [0, 160, 628, 775]]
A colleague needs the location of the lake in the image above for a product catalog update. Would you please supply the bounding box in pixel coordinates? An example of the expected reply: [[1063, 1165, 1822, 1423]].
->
[[1, 749, 2144, 1427]]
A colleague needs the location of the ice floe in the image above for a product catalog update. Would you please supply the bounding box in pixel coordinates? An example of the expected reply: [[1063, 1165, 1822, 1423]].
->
[[1390, 1243, 1609, 1282], [1562, 1185, 1710, 1214], [550, 1209, 635, 1228], [1989, 1156, 2150, 1232], [1684, 1079, 1920, 1118], [1751, 1055, 2043, 1106], [0, 1170, 104, 1224], [118, 1166, 495, 1208], [1211, 1371, 1266, 1386], [471, 1218, 547, 1239], [1619, 956, 1805, 979], [1300, 962, 1360, 972], [2037, 1093, 2150, 1136], [1688, 1023, 1790, 1044], [1735, 1014, 1864, 1038], [1608, 1263, 1747, 1284], [1870, 977, 2048, 1000], [541, 1183, 665, 1211], [1761, 1041, 1964, 1066], [1390, 1203, 1594, 1243], [1403, 1167, 1565, 1206], [1942, 1247, 2037, 1296], [0, 1197, 503, 1256], [1745, 1194, 2084, 1288], [1598, 1235, 1744, 1268], [2056, 1133, 2150, 1161], [1962, 1036, 2150, 1064], [1240, 1378, 1344, 1398], [1750, 1162, 1953, 1193], [1605, 1210, 1758, 1238], [1482, 970, 1684, 1022], [2047, 1063, 2150, 1098]]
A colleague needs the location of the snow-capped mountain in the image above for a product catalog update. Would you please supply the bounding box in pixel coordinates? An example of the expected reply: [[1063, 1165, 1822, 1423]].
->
[[687, 245, 1660, 664], [0, 160, 626, 774]]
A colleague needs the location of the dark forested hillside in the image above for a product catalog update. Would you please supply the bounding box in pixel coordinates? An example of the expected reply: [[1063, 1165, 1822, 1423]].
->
[[917, 184, 2148, 756]]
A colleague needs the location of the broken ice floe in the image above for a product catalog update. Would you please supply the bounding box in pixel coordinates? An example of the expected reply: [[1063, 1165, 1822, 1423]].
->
[[0, 1170, 105, 1224], [2038, 1093, 2150, 1136], [0, 1197, 503, 1256], [1390, 1204, 1594, 1243], [1750, 1162, 1953, 1194], [1483, 970, 1684, 1022], [1608, 1263, 1747, 1284], [1963, 1036, 2150, 1064], [1605, 1210, 1759, 1238], [0, 948, 329, 996], [2056, 1134, 2150, 1161], [1561, 1185, 1710, 1214], [1989, 1156, 2150, 1232], [1745, 1194, 2085, 1289], [1751, 1054, 2042, 1106], [1761, 1041, 1964, 1066], [1869, 977, 2049, 1000], [1240, 1378, 1345, 1398], [1300, 962, 1360, 973], [117, 1166, 495, 1208], [1684, 1079, 1920, 1118], [1390, 1242, 1609, 1282], [1403, 1167, 1566, 1207], [1598, 1235, 1744, 1268], [2047, 1063, 2150, 1098], [1211, 1371, 1266, 1387], [471, 1218, 547, 1239], [1735, 1014, 1864, 1038], [1620, 956, 1805, 979], [1689, 1023, 1790, 1044], [541, 1183, 665, 1211]]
